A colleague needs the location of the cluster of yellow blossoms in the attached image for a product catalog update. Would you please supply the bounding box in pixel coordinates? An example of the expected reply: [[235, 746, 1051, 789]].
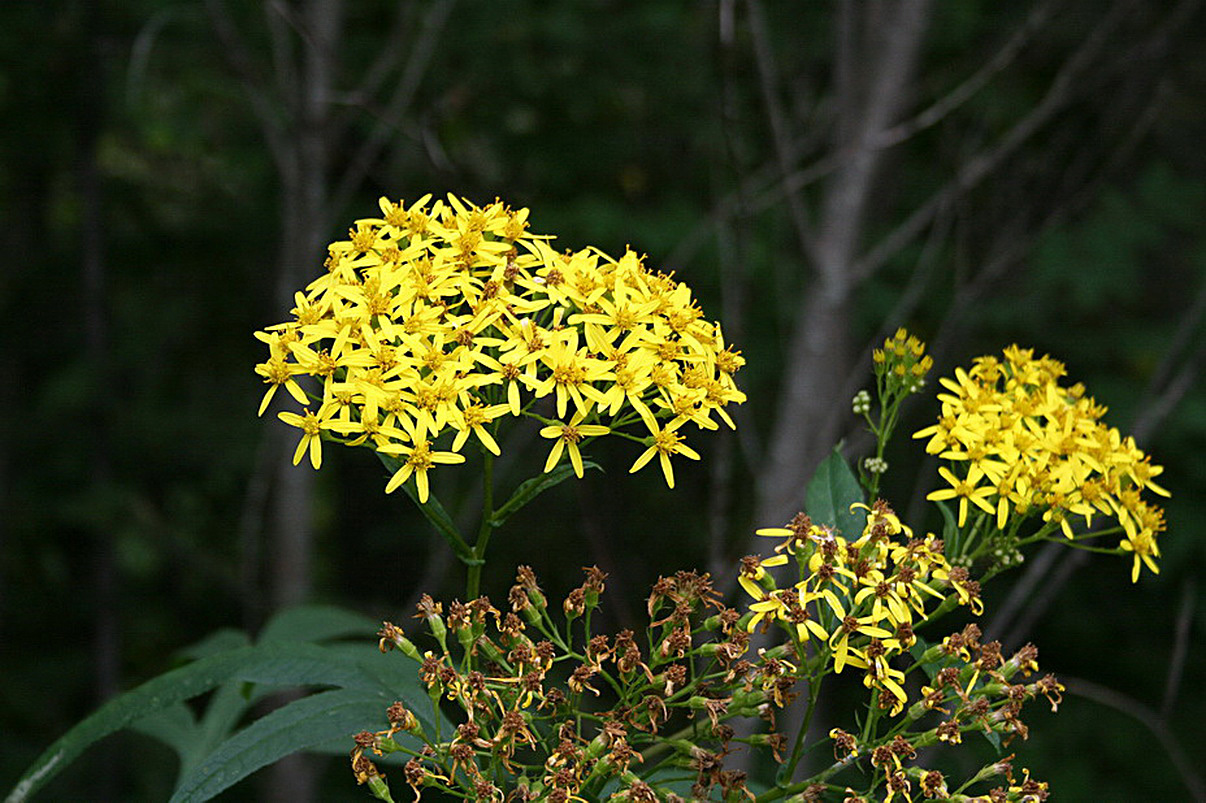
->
[[873, 327, 934, 397], [253, 194, 745, 501], [740, 503, 981, 715], [915, 345, 1168, 581]]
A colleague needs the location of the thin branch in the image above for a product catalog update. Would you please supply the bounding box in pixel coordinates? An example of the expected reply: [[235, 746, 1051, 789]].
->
[[330, 0, 456, 214], [236, 425, 278, 631], [836, 195, 954, 463], [746, 0, 816, 261], [1134, 274, 1206, 441], [343, 0, 417, 116], [852, 0, 1135, 283], [125, 8, 176, 107], [1003, 548, 1088, 648], [1160, 578, 1196, 719], [872, 0, 1057, 149], [815, 0, 932, 289], [264, 0, 297, 109], [1063, 676, 1206, 802], [205, 0, 295, 185]]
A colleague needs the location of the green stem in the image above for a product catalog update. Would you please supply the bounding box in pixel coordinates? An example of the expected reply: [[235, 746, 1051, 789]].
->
[[780, 674, 823, 784], [466, 452, 495, 599]]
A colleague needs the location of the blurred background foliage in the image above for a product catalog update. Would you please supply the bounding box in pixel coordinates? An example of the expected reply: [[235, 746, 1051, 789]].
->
[[3, 0, 1204, 800]]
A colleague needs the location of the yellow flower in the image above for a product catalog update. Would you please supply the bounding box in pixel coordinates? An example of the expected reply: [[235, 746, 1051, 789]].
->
[[1120, 514, 1162, 583], [529, 330, 611, 418], [540, 411, 609, 478], [380, 439, 466, 502], [254, 353, 310, 416], [277, 406, 335, 469], [451, 398, 509, 455], [926, 465, 995, 527], [628, 417, 700, 489], [829, 615, 889, 674], [916, 344, 1169, 577]]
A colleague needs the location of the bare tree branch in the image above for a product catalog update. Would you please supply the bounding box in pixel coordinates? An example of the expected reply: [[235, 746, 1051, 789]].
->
[[205, 0, 295, 185], [265, 0, 297, 109], [746, 0, 816, 261], [345, 1, 417, 115], [1161, 578, 1197, 719], [873, 0, 1057, 149], [817, 0, 932, 290], [752, 1, 933, 544], [852, 0, 1136, 283], [331, 0, 456, 214], [836, 196, 955, 463]]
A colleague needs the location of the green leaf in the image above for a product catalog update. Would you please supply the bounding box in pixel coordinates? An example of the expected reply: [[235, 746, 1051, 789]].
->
[[116, 611, 377, 780], [492, 462, 598, 527], [130, 680, 258, 780], [176, 628, 252, 661], [167, 689, 404, 803], [327, 645, 449, 733], [4, 642, 376, 803], [805, 448, 865, 538], [129, 703, 199, 759], [935, 499, 959, 554], [258, 604, 378, 644]]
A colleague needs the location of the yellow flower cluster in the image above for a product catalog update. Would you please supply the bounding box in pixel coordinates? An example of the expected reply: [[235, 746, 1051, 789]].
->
[[253, 194, 745, 500], [915, 345, 1169, 581], [873, 327, 934, 396], [740, 504, 979, 715]]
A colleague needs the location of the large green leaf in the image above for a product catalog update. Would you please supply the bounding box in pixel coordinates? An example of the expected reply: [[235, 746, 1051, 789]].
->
[[258, 604, 379, 644], [5, 642, 376, 802], [130, 680, 256, 780], [326, 644, 448, 730], [805, 447, 865, 538], [128, 703, 200, 761], [167, 688, 406, 803], [131, 609, 380, 778]]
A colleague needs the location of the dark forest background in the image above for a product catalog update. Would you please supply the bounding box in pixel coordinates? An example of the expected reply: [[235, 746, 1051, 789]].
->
[[3, 1, 1205, 800]]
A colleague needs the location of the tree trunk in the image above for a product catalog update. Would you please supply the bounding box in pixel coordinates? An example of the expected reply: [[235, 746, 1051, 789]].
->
[[754, 1, 931, 531]]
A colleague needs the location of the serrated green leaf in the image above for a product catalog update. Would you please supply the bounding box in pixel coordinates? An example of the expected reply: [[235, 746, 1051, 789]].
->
[[168, 688, 406, 803], [805, 448, 865, 538], [258, 604, 378, 644], [4, 642, 378, 803], [327, 644, 451, 734], [135, 640, 444, 790], [7, 648, 253, 803], [493, 462, 598, 527], [130, 679, 259, 780]]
